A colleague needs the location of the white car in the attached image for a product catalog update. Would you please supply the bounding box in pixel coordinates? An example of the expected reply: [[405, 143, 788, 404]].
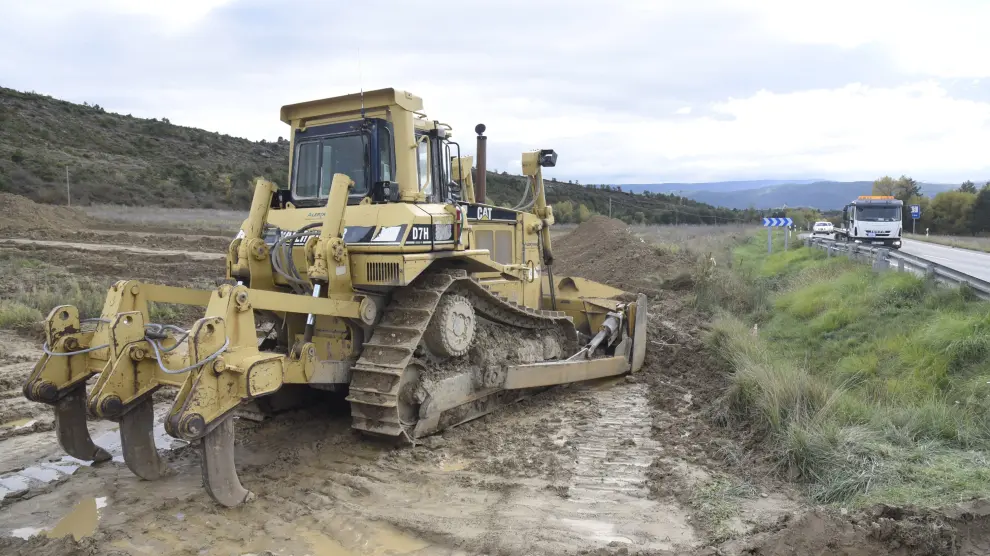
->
[[812, 221, 834, 235]]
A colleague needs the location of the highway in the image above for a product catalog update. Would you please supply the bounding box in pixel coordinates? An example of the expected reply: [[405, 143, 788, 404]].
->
[[900, 239, 990, 283], [802, 233, 990, 283]]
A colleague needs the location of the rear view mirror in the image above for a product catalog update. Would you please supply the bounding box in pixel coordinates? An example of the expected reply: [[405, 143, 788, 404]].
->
[[370, 181, 398, 203]]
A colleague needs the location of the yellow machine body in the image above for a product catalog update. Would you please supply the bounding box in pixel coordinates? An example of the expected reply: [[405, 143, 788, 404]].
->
[[23, 88, 648, 507]]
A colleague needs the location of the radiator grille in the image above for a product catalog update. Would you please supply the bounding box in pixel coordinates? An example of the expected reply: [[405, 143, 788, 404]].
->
[[366, 262, 400, 283]]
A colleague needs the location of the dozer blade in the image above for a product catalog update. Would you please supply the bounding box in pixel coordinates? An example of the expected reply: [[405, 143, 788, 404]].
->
[[200, 416, 253, 507], [119, 398, 166, 480], [54, 385, 111, 463]]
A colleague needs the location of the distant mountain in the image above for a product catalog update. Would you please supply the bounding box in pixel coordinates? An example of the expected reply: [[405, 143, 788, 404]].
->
[[621, 179, 822, 195], [681, 181, 959, 210]]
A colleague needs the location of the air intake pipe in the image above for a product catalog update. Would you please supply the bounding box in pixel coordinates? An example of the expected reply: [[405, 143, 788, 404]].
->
[[475, 124, 487, 204]]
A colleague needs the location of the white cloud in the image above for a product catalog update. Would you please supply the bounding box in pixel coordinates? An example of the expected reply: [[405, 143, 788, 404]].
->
[[0, 0, 988, 184], [750, 0, 990, 78], [585, 82, 990, 182]]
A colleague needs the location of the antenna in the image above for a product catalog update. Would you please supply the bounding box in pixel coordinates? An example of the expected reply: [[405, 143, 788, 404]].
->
[[358, 47, 365, 119]]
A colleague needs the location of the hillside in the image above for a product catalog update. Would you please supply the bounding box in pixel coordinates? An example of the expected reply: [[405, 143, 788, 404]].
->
[[0, 87, 290, 208], [485, 173, 757, 225], [0, 86, 756, 224], [621, 179, 822, 195]]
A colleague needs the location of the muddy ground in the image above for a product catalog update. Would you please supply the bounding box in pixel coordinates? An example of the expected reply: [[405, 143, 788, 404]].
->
[[1, 202, 989, 555]]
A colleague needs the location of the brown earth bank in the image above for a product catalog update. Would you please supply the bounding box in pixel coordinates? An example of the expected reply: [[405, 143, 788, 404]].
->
[[0, 193, 234, 250], [0, 214, 987, 555]]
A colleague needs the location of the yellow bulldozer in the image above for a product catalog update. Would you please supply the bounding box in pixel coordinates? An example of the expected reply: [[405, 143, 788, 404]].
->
[[22, 88, 648, 507]]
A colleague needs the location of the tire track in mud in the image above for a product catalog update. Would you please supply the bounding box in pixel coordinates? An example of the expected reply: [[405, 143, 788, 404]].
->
[[555, 380, 696, 550]]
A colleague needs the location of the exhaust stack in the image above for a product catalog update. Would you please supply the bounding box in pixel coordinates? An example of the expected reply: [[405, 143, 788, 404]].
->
[[475, 123, 487, 204]]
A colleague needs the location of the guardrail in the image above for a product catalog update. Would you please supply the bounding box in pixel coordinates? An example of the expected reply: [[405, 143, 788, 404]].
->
[[805, 237, 990, 300]]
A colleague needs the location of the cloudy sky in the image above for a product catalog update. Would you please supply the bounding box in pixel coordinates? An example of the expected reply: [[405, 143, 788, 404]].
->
[[2, 0, 989, 184]]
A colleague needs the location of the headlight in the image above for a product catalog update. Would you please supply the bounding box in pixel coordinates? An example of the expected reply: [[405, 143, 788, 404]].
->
[[854, 239, 862, 243]]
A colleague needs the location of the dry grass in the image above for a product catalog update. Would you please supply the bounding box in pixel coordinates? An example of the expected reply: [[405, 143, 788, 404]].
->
[[81, 204, 247, 234], [904, 233, 990, 253]]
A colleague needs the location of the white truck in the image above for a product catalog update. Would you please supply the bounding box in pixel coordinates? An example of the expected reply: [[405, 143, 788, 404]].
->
[[834, 195, 903, 249]]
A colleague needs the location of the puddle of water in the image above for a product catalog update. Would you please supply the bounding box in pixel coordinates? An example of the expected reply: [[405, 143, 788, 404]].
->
[[42, 462, 79, 475], [0, 406, 181, 517], [365, 524, 431, 554], [10, 527, 44, 540], [0, 476, 29, 491], [560, 518, 634, 544], [440, 458, 469, 472], [46, 497, 99, 541], [18, 466, 60, 483], [92, 421, 187, 462], [299, 528, 356, 556], [2, 418, 36, 429]]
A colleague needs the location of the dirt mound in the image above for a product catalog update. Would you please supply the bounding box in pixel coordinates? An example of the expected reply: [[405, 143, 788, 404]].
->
[[552, 216, 694, 294], [718, 502, 990, 556], [0, 193, 95, 232]]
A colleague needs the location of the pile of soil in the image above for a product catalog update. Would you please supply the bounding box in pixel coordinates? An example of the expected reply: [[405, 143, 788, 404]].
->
[[0, 193, 94, 232], [552, 216, 694, 294], [718, 502, 990, 556]]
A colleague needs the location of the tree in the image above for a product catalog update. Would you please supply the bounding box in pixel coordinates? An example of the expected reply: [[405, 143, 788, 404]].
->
[[891, 176, 922, 230], [872, 176, 896, 196], [553, 200, 575, 223], [959, 180, 977, 194], [577, 203, 592, 222], [930, 191, 977, 235], [893, 175, 921, 199], [970, 185, 990, 234]]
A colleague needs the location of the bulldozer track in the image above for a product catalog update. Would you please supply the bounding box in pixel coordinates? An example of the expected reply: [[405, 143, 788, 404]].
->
[[346, 268, 578, 438]]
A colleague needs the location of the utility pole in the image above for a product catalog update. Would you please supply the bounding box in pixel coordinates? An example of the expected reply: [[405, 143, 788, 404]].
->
[[65, 167, 70, 207], [608, 197, 612, 218]]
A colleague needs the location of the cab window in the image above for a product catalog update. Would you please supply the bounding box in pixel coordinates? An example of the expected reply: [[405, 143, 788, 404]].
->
[[379, 126, 393, 182], [416, 134, 431, 197], [292, 133, 368, 199]]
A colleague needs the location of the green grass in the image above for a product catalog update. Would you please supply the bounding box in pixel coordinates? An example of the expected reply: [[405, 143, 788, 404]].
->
[[705, 234, 990, 507]]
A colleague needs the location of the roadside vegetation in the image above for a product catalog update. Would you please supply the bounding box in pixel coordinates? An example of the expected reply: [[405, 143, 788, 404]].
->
[[904, 233, 990, 254], [697, 233, 990, 507], [859, 175, 990, 237]]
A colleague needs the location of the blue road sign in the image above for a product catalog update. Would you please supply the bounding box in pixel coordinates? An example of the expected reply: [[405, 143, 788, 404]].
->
[[762, 217, 793, 227], [910, 205, 921, 219]]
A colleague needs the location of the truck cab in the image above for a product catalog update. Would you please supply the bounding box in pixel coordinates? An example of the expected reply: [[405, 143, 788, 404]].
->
[[836, 196, 903, 249]]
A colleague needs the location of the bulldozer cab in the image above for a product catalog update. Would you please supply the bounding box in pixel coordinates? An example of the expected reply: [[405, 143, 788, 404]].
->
[[278, 88, 466, 210]]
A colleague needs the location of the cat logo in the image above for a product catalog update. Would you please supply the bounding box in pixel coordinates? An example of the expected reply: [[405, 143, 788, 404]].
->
[[478, 206, 492, 220]]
